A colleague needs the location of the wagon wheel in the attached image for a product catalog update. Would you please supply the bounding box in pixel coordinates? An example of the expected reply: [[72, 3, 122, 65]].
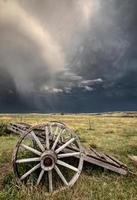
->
[[13, 121, 84, 193]]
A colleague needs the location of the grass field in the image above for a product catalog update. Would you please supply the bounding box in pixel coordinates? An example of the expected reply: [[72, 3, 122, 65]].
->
[[0, 112, 137, 200]]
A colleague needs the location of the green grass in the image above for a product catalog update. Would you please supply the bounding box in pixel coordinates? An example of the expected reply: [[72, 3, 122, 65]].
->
[[0, 112, 137, 200]]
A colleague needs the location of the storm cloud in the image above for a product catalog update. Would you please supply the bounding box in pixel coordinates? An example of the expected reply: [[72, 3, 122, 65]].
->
[[0, 0, 137, 112]]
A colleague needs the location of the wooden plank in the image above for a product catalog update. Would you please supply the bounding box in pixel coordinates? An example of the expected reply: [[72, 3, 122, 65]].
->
[[86, 148, 122, 168], [83, 154, 127, 175], [106, 154, 127, 168]]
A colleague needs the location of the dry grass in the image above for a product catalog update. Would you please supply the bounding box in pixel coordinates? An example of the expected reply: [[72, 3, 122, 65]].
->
[[0, 112, 137, 200]]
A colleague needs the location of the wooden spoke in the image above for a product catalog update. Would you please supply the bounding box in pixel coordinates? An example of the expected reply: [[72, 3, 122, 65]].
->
[[57, 160, 79, 172], [54, 165, 68, 186], [20, 163, 41, 180], [55, 126, 59, 136], [57, 152, 80, 158], [21, 144, 42, 156], [45, 126, 50, 150], [48, 170, 53, 192], [49, 125, 53, 135], [53, 126, 59, 140], [55, 138, 75, 154], [51, 129, 63, 150], [31, 131, 45, 152], [37, 169, 44, 185], [16, 157, 41, 163]]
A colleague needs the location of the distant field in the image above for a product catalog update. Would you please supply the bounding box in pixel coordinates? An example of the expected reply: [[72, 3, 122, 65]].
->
[[0, 112, 137, 200]]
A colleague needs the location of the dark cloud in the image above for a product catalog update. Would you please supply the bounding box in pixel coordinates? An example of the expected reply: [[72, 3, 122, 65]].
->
[[0, 0, 137, 112]]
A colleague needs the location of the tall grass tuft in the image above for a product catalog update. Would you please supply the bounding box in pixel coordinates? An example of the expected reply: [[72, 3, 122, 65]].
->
[[0, 123, 11, 136]]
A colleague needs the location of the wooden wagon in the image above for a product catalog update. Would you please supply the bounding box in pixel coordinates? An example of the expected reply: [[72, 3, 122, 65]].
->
[[8, 121, 128, 193]]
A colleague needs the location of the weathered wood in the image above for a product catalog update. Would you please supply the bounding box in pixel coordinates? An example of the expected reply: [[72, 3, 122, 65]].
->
[[48, 170, 53, 192], [16, 157, 41, 163], [129, 156, 137, 166], [55, 138, 76, 154], [9, 121, 128, 193], [83, 154, 127, 175], [11, 122, 83, 193], [56, 160, 79, 172], [21, 144, 42, 156], [20, 163, 41, 180], [61, 146, 128, 175], [10, 121, 128, 174], [37, 169, 44, 185], [54, 165, 68, 186]]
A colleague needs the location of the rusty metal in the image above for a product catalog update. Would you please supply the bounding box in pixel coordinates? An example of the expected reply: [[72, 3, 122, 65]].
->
[[8, 121, 128, 193]]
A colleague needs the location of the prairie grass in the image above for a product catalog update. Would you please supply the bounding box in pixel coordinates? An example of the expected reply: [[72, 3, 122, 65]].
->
[[0, 112, 137, 200]]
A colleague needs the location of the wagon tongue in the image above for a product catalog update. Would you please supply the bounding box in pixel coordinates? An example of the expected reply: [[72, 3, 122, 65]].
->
[[82, 147, 128, 175]]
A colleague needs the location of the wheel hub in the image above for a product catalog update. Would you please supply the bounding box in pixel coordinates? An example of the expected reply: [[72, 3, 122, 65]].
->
[[41, 150, 57, 171]]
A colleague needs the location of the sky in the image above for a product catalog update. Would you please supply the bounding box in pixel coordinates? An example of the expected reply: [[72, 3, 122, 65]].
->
[[0, 0, 137, 113]]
